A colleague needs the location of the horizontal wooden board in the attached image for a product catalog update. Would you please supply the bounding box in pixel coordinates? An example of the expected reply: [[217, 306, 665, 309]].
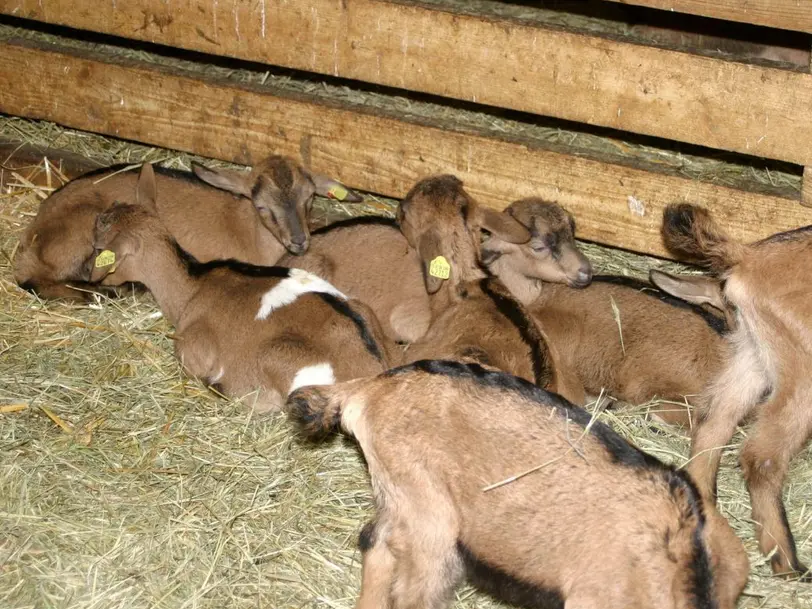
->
[[1, 37, 809, 257], [604, 0, 812, 34], [2, 0, 812, 167]]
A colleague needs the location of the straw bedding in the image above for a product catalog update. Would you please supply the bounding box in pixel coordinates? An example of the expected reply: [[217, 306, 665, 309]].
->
[[1, 119, 811, 609]]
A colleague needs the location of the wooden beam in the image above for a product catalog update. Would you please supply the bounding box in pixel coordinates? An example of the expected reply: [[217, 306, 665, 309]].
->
[[603, 0, 812, 34], [1, 37, 809, 257], [2, 0, 812, 167]]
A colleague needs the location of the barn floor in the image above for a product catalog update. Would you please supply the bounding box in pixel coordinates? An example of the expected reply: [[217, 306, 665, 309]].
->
[[1, 119, 811, 609]]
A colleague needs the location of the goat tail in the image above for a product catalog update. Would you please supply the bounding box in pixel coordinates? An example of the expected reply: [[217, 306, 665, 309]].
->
[[286, 379, 368, 440], [662, 203, 744, 274]]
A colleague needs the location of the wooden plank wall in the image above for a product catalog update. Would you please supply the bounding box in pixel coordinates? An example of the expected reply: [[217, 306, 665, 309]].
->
[[603, 0, 812, 34], [2, 0, 812, 167], [1, 37, 808, 258]]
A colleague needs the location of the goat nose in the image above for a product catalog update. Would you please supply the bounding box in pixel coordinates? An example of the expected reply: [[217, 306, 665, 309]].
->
[[572, 268, 592, 288], [288, 239, 307, 255]]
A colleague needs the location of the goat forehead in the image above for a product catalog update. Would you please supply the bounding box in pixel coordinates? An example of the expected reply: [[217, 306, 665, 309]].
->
[[259, 157, 306, 192]]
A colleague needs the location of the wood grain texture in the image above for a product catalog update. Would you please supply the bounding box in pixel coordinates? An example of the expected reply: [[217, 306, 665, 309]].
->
[[803, 166, 812, 208], [604, 0, 812, 34], [1, 37, 809, 257], [2, 0, 812, 166]]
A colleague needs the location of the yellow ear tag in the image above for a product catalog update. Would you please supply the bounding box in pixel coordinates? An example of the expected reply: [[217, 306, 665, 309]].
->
[[429, 256, 451, 280], [94, 249, 117, 269], [327, 184, 348, 201]]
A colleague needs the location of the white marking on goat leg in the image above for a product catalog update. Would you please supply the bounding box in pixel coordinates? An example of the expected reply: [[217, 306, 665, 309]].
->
[[288, 363, 335, 394], [256, 269, 346, 320]]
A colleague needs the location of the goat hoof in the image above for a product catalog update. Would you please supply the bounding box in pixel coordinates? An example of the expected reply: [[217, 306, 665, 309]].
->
[[771, 556, 812, 582]]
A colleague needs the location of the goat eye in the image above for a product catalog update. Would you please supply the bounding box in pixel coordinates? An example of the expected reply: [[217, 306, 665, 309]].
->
[[531, 244, 548, 253]]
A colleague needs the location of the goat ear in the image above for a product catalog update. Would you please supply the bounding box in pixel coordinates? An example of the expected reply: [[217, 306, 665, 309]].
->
[[416, 230, 449, 294], [479, 208, 531, 244], [137, 163, 158, 210], [192, 162, 253, 198], [649, 270, 726, 311], [88, 233, 140, 283], [310, 173, 364, 203]]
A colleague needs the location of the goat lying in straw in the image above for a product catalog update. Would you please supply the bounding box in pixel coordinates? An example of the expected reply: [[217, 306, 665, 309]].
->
[[393, 175, 584, 403], [663, 202, 812, 580], [87, 164, 388, 412], [485, 199, 730, 426], [288, 360, 749, 609], [14, 157, 360, 300]]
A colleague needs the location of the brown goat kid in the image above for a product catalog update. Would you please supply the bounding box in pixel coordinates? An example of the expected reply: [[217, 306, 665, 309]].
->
[[288, 360, 749, 609], [88, 164, 388, 412], [485, 199, 729, 426], [14, 156, 360, 299], [395, 176, 584, 403], [663, 203, 812, 580]]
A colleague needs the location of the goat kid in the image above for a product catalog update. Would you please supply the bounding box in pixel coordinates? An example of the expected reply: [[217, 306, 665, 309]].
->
[[14, 156, 360, 300], [288, 360, 749, 609], [395, 175, 585, 403], [484, 198, 729, 426], [88, 164, 388, 412], [663, 202, 812, 580]]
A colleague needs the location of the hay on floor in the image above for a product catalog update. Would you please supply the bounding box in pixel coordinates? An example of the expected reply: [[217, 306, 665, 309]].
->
[[1, 120, 811, 609]]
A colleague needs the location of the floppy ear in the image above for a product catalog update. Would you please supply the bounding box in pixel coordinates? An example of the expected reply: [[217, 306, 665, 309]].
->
[[137, 163, 158, 210], [192, 162, 253, 198], [89, 208, 141, 283], [479, 208, 531, 244], [649, 270, 726, 311], [310, 172, 364, 203], [416, 230, 449, 295]]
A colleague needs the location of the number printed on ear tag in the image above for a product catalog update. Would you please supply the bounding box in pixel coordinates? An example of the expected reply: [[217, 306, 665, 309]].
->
[[327, 185, 348, 201], [95, 249, 116, 268], [429, 256, 451, 280]]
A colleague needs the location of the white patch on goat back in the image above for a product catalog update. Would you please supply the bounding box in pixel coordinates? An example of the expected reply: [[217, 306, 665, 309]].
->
[[256, 268, 346, 320], [288, 363, 336, 394]]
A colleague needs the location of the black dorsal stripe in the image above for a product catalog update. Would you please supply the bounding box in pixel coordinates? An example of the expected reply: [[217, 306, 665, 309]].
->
[[316, 293, 385, 362], [479, 277, 553, 388], [312, 216, 398, 235], [592, 275, 728, 335], [172, 241, 291, 279]]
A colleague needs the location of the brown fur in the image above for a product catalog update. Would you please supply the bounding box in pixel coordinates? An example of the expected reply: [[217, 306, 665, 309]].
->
[[486, 199, 728, 426], [277, 198, 593, 345], [13, 157, 360, 300], [278, 220, 431, 343], [87, 164, 388, 413], [663, 202, 812, 580], [395, 176, 584, 403], [287, 361, 749, 609]]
